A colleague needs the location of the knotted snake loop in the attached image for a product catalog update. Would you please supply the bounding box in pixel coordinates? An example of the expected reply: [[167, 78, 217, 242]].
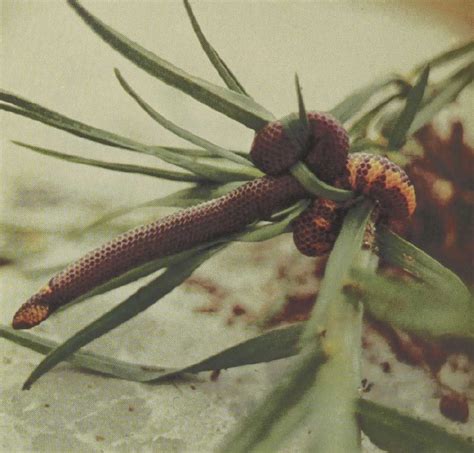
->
[[251, 111, 415, 256]]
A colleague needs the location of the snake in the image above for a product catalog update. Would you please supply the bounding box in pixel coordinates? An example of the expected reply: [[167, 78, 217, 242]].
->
[[12, 111, 416, 329]]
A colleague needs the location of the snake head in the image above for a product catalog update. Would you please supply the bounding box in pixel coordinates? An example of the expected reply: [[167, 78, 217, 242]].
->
[[12, 286, 56, 329], [250, 111, 349, 183]]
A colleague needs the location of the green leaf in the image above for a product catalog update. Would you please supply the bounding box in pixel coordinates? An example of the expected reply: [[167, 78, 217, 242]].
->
[[296, 202, 373, 453], [182, 0, 249, 96], [75, 198, 303, 305], [377, 227, 471, 302], [349, 93, 401, 140], [18, 193, 307, 388], [61, 195, 305, 313], [67, 244, 217, 309], [220, 343, 326, 453], [0, 92, 260, 183], [350, 269, 474, 339], [290, 161, 354, 201], [412, 40, 474, 75], [4, 325, 472, 451], [408, 62, 473, 135], [67, 0, 274, 131], [21, 245, 223, 390], [388, 65, 430, 149], [358, 399, 474, 453], [1, 325, 167, 382], [295, 74, 309, 132], [0, 96, 144, 151], [281, 101, 354, 204], [114, 69, 253, 167], [221, 203, 373, 453], [280, 111, 309, 152], [330, 75, 407, 123], [149, 181, 242, 208], [75, 182, 241, 236], [234, 200, 309, 242], [161, 146, 249, 159], [349, 138, 387, 154], [0, 323, 303, 383], [170, 324, 303, 377], [11, 140, 202, 182]]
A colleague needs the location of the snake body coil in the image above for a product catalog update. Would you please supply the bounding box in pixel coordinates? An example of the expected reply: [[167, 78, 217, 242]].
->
[[12, 112, 415, 329]]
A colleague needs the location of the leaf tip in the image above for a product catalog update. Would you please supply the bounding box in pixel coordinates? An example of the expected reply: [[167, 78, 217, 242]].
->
[[294, 73, 308, 128]]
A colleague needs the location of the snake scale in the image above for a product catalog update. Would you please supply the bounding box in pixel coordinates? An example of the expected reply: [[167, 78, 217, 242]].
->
[[12, 112, 415, 329]]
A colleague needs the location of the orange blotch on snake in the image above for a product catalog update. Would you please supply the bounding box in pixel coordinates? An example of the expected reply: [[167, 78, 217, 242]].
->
[[346, 152, 416, 221], [292, 199, 344, 257], [293, 153, 416, 256]]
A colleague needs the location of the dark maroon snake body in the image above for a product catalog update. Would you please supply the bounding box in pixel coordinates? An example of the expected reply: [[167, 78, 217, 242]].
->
[[12, 175, 307, 328], [12, 111, 415, 329]]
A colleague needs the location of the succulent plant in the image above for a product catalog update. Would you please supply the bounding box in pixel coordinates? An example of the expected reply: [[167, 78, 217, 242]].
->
[[1, 1, 473, 451]]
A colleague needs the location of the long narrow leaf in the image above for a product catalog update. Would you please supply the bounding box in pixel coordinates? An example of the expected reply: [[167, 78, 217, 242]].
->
[[349, 93, 401, 140], [0, 325, 166, 382], [350, 268, 474, 339], [76, 202, 308, 304], [67, 0, 273, 131], [183, 0, 249, 96], [378, 62, 473, 140], [290, 161, 354, 201], [388, 65, 430, 149], [50, 198, 307, 318], [220, 343, 326, 453], [279, 107, 352, 202], [295, 202, 373, 453], [408, 62, 473, 135], [295, 74, 309, 132], [221, 202, 373, 453], [22, 245, 223, 389], [412, 40, 474, 75], [358, 399, 474, 453], [1, 92, 259, 183], [20, 196, 306, 381], [377, 227, 471, 302], [0, 96, 140, 151], [114, 69, 252, 166], [330, 75, 406, 123], [0, 323, 302, 382], [234, 200, 308, 242], [349, 138, 387, 154], [4, 325, 472, 452], [161, 146, 249, 159], [160, 146, 250, 160], [12, 141, 202, 182], [75, 181, 241, 237], [67, 244, 217, 309]]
